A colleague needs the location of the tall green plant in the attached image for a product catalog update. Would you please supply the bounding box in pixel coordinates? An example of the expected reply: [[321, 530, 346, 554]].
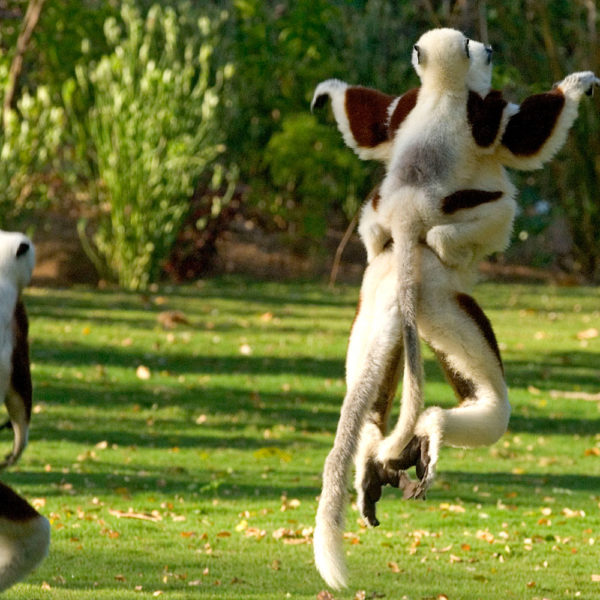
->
[[0, 81, 64, 227], [73, 2, 231, 290]]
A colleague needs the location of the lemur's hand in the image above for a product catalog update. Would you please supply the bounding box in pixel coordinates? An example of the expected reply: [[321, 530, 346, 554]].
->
[[426, 227, 474, 269], [555, 71, 600, 98]]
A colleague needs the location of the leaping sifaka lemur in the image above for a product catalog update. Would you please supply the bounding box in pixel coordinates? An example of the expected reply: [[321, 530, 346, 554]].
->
[[312, 26, 599, 589], [0, 231, 49, 591]]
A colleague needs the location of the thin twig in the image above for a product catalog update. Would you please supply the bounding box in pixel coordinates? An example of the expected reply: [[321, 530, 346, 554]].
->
[[329, 209, 359, 288], [3, 0, 46, 130]]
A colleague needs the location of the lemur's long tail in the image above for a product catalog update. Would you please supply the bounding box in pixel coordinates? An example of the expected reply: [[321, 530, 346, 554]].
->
[[314, 322, 403, 589], [314, 209, 424, 590], [381, 221, 424, 461]]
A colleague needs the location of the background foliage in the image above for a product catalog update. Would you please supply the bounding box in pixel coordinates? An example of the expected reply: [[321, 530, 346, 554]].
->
[[0, 0, 599, 285]]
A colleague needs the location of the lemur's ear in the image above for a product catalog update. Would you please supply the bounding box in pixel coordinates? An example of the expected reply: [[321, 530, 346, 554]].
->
[[16, 242, 30, 258], [312, 79, 410, 162], [413, 44, 421, 64]]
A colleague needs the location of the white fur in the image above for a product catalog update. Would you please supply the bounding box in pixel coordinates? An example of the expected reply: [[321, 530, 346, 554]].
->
[[0, 231, 34, 468], [0, 514, 49, 592], [311, 79, 393, 161], [497, 71, 600, 170]]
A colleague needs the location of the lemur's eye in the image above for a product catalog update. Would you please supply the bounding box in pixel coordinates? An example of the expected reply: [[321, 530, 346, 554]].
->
[[465, 39, 470, 58], [485, 45, 493, 65], [413, 44, 421, 64]]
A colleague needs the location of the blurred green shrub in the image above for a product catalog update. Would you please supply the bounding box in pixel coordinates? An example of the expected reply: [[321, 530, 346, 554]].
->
[[0, 81, 64, 227], [264, 113, 366, 241], [69, 1, 232, 290]]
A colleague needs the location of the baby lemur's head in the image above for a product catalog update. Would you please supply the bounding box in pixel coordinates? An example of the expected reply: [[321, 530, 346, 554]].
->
[[0, 231, 35, 294]]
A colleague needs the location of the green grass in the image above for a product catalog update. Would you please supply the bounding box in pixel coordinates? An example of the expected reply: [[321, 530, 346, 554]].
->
[[2, 277, 600, 599]]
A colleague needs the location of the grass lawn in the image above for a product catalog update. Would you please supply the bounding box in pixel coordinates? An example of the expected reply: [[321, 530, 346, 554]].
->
[[2, 276, 599, 599]]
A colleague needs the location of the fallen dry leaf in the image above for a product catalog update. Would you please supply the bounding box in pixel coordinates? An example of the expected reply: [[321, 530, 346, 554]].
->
[[549, 390, 600, 401], [109, 508, 162, 522], [591, 574, 600, 582], [136, 365, 151, 380], [157, 310, 190, 329], [270, 559, 281, 571], [577, 327, 599, 340], [388, 561, 401, 573], [317, 591, 335, 600]]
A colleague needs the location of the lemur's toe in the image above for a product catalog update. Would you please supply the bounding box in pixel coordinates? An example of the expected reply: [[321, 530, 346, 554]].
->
[[415, 437, 430, 480], [399, 472, 422, 499], [387, 435, 426, 473]]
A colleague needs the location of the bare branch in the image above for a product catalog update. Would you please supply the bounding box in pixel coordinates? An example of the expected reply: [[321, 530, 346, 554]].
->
[[3, 0, 46, 130]]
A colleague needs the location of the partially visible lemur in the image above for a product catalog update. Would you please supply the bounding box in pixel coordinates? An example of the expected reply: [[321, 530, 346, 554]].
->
[[0, 231, 49, 591], [312, 29, 599, 588], [0, 231, 35, 468], [313, 28, 497, 590], [0, 480, 50, 592]]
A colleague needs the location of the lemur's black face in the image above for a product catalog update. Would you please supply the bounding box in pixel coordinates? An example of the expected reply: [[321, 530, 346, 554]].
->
[[485, 45, 493, 65]]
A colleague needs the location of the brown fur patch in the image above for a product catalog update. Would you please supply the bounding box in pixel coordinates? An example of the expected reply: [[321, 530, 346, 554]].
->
[[0, 481, 39, 521], [345, 86, 396, 148], [388, 88, 419, 136], [442, 189, 503, 214], [369, 341, 403, 432], [11, 300, 32, 422], [367, 184, 381, 211], [456, 293, 504, 371], [467, 90, 507, 147], [501, 89, 565, 155], [433, 348, 476, 402]]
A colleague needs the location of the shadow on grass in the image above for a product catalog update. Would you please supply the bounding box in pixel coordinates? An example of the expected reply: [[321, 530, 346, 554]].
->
[[3, 464, 322, 501], [443, 469, 600, 495]]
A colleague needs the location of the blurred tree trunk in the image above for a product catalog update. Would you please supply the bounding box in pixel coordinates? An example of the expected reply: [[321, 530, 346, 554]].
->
[[3, 0, 46, 130]]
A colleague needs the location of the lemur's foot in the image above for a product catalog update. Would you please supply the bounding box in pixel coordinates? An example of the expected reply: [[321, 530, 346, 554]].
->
[[358, 458, 401, 527], [0, 452, 18, 470], [358, 436, 432, 525], [388, 435, 431, 500]]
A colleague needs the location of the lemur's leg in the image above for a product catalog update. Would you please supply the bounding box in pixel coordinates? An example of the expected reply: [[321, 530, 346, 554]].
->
[[375, 247, 509, 500], [344, 252, 407, 524], [347, 254, 403, 527], [1, 300, 32, 469], [350, 251, 431, 525]]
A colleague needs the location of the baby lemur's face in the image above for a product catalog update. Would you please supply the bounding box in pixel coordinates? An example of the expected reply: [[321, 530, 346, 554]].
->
[[0, 231, 35, 293]]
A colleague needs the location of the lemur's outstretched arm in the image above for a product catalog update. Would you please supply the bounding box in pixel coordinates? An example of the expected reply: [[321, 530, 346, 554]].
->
[[497, 71, 600, 170], [311, 79, 418, 161]]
